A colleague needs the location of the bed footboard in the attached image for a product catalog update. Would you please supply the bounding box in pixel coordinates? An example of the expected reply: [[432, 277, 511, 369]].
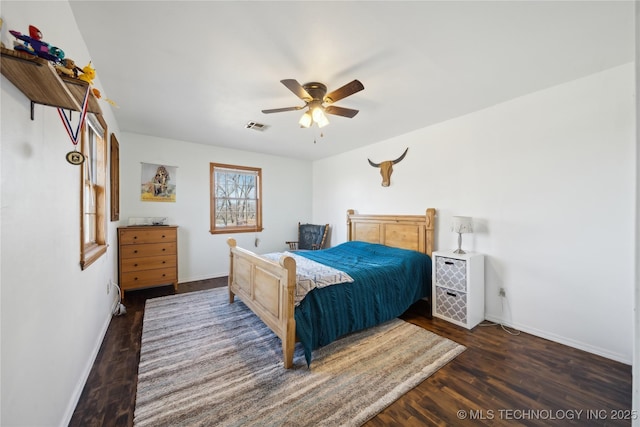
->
[[227, 238, 297, 368]]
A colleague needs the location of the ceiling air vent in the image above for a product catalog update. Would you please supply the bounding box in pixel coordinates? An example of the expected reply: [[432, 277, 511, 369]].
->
[[245, 121, 268, 131]]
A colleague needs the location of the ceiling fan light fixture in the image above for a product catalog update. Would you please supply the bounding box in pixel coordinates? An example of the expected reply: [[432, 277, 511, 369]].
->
[[316, 112, 330, 128], [311, 107, 325, 122], [312, 107, 329, 128], [298, 111, 312, 128], [265, 79, 364, 128]]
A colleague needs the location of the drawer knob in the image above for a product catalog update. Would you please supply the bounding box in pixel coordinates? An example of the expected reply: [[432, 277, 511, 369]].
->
[[445, 261, 454, 265], [162, 273, 166, 277], [162, 235, 166, 238], [162, 248, 166, 251], [133, 250, 138, 254], [134, 277, 138, 281], [446, 291, 457, 297], [162, 261, 166, 264], [133, 236, 137, 239], [134, 264, 138, 267]]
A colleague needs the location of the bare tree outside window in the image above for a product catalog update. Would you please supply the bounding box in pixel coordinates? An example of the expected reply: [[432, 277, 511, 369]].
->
[[210, 163, 263, 234]]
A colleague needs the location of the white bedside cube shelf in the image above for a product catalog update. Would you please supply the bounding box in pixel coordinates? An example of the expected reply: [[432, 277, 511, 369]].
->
[[432, 250, 485, 329]]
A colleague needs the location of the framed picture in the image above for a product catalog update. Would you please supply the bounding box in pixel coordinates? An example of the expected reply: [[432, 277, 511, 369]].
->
[[141, 162, 177, 202], [110, 134, 120, 221]]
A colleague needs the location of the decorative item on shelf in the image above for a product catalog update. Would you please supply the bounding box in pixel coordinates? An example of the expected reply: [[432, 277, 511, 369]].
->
[[451, 216, 473, 254], [75, 62, 119, 108], [91, 87, 118, 108], [77, 61, 95, 84], [9, 25, 65, 64], [55, 58, 82, 78], [367, 147, 408, 187]]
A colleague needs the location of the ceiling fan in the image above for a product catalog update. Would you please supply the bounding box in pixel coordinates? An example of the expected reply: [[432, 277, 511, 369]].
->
[[262, 79, 364, 128]]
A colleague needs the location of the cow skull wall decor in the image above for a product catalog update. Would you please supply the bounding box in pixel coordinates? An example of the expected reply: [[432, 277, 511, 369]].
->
[[368, 148, 408, 187]]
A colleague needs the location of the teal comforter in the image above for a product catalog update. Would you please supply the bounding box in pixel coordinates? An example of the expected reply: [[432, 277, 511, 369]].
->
[[293, 241, 432, 365]]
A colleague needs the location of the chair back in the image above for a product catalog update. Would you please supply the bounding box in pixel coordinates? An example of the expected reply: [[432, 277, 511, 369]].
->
[[298, 223, 329, 250]]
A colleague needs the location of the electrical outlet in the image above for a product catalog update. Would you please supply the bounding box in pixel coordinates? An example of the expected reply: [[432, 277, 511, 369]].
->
[[498, 287, 506, 297]]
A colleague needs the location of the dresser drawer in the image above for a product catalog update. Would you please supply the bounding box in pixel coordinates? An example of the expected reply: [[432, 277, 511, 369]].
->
[[119, 242, 176, 259], [435, 256, 467, 292], [121, 268, 177, 288], [119, 228, 177, 245], [120, 255, 176, 273], [435, 286, 467, 324]]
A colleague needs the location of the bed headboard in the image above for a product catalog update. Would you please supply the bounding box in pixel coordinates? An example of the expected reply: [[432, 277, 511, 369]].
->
[[346, 208, 436, 257]]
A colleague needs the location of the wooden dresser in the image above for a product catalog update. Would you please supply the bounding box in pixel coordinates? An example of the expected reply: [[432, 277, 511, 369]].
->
[[118, 226, 178, 299]]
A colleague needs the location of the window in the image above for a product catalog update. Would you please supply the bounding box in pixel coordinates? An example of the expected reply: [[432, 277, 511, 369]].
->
[[80, 117, 107, 269], [110, 133, 120, 221], [210, 163, 262, 234]]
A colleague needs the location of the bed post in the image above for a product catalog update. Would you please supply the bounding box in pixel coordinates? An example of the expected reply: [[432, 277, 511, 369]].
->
[[227, 238, 236, 303], [346, 209, 355, 241], [425, 208, 436, 257], [280, 255, 297, 368], [425, 209, 436, 318]]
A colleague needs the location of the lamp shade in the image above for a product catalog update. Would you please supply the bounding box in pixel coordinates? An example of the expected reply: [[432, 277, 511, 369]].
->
[[451, 216, 473, 234], [312, 107, 330, 128], [316, 112, 330, 128], [298, 111, 312, 128]]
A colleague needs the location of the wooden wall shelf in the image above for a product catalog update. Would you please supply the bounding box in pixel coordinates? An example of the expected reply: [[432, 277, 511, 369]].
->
[[1, 46, 105, 127]]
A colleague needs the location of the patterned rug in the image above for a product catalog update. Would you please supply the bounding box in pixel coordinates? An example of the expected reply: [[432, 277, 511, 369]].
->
[[134, 287, 465, 427]]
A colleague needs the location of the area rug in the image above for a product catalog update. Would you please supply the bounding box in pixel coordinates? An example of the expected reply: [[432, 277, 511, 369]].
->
[[134, 287, 465, 427]]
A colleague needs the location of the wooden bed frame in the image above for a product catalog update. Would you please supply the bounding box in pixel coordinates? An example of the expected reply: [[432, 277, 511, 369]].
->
[[227, 208, 436, 368]]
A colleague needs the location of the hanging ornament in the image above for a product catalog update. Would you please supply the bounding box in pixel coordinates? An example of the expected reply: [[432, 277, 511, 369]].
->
[[65, 150, 85, 165], [58, 84, 90, 165]]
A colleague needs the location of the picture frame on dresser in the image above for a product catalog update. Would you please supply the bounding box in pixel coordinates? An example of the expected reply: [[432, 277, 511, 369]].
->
[[432, 250, 485, 329]]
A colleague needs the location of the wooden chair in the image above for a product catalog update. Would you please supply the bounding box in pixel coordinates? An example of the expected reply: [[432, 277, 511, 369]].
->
[[286, 223, 329, 250]]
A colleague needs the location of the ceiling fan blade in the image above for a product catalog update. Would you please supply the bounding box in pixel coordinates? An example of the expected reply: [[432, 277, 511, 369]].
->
[[262, 106, 304, 114], [324, 105, 359, 118], [324, 80, 364, 104], [280, 79, 313, 102]]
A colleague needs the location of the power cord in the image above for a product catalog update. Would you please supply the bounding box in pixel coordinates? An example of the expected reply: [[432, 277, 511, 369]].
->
[[479, 320, 521, 336], [111, 282, 127, 316], [479, 293, 520, 335]]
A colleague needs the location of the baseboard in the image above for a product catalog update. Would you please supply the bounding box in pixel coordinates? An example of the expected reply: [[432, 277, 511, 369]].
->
[[484, 314, 631, 365], [179, 272, 228, 283], [60, 297, 116, 427]]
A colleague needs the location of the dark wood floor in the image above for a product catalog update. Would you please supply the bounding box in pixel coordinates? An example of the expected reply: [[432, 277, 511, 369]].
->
[[69, 279, 632, 427]]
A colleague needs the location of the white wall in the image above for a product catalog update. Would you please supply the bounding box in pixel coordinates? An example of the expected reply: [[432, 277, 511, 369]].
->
[[118, 132, 313, 281], [313, 63, 635, 364], [0, 2, 122, 426]]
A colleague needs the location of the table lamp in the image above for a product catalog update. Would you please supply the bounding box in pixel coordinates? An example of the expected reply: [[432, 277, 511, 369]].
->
[[451, 216, 473, 254]]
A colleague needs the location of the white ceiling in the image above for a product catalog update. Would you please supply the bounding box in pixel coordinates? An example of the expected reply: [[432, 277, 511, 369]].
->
[[69, 1, 634, 161]]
